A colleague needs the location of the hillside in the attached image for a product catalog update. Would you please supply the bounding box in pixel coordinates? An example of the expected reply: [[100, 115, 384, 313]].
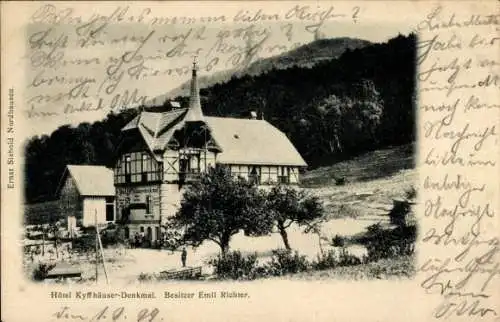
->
[[301, 144, 415, 187], [302, 144, 416, 222], [242, 37, 371, 75], [24, 33, 416, 204], [146, 37, 371, 106]]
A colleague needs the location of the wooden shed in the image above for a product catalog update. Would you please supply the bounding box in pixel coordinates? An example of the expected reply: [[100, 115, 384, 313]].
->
[[56, 165, 115, 234]]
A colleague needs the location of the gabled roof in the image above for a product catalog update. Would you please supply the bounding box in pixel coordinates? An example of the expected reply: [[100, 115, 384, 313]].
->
[[120, 61, 306, 167], [59, 165, 115, 197], [205, 117, 307, 166], [122, 109, 188, 158], [120, 112, 307, 167]]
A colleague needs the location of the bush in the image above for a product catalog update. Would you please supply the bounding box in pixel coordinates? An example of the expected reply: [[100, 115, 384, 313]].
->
[[312, 247, 362, 270], [334, 177, 346, 186], [331, 234, 345, 247], [405, 186, 417, 200], [100, 228, 124, 247], [337, 247, 363, 266], [72, 234, 95, 252], [32, 262, 56, 281], [264, 249, 311, 276], [362, 224, 416, 261], [138, 272, 159, 282], [312, 249, 338, 270], [208, 251, 259, 280]]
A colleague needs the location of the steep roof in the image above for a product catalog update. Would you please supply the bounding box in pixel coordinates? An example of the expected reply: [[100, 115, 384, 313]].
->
[[122, 109, 187, 157], [205, 117, 307, 166], [184, 66, 205, 123], [121, 112, 307, 167], [120, 61, 306, 167], [63, 165, 115, 196]]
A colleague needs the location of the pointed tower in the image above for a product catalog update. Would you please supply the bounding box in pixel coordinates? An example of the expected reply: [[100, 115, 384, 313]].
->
[[184, 56, 205, 123]]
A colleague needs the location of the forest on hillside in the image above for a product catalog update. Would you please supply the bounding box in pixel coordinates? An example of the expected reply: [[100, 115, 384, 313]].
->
[[24, 33, 416, 204]]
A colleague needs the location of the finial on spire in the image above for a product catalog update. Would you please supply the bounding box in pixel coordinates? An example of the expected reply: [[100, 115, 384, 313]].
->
[[192, 55, 198, 70], [185, 54, 204, 123]]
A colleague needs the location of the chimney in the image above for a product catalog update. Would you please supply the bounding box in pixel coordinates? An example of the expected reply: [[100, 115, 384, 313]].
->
[[250, 111, 258, 120], [184, 56, 205, 123]]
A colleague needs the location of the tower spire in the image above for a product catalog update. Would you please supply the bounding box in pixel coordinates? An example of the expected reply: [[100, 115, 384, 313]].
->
[[184, 55, 204, 123]]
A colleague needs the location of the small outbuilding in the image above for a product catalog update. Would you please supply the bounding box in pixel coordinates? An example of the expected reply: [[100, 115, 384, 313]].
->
[[56, 165, 115, 234]]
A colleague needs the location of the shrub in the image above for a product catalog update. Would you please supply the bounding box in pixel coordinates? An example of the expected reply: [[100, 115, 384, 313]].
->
[[338, 247, 363, 266], [265, 249, 310, 276], [138, 272, 155, 282], [312, 247, 364, 272], [363, 224, 416, 261], [32, 262, 56, 281], [334, 177, 346, 186], [331, 234, 345, 247], [72, 234, 95, 252], [312, 249, 338, 270], [405, 186, 417, 200], [208, 251, 259, 280], [100, 229, 124, 247]]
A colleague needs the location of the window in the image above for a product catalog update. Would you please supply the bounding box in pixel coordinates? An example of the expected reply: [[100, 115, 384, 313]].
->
[[278, 166, 290, 184], [179, 151, 201, 174], [105, 197, 114, 221], [115, 152, 163, 184], [125, 156, 131, 183], [248, 166, 260, 185], [145, 195, 151, 214], [141, 153, 148, 182], [106, 205, 114, 221]]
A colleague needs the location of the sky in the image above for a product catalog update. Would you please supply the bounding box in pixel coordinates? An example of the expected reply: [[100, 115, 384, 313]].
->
[[18, 2, 416, 139]]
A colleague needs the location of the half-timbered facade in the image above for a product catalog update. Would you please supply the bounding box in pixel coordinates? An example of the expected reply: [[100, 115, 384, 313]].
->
[[114, 62, 307, 241]]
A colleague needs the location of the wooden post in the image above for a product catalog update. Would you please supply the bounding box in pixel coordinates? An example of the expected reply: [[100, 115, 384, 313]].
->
[[95, 213, 98, 282], [42, 230, 45, 256], [54, 225, 58, 259], [96, 223, 109, 284]]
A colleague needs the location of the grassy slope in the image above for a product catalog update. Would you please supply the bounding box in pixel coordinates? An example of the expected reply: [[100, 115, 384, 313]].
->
[[24, 144, 417, 283], [302, 144, 416, 222], [286, 256, 415, 281]]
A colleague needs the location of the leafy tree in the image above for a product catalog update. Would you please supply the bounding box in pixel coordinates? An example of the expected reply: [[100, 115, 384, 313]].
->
[[304, 79, 383, 157], [170, 166, 273, 255], [24, 33, 416, 203], [266, 186, 325, 250], [343, 79, 384, 148]]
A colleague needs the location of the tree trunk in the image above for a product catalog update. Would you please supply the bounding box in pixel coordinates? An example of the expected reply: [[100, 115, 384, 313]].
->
[[316, 231, 324, 256], [220, 234, 231, 256], [278, 224, 291, 250], [54, 238, 58, 259]]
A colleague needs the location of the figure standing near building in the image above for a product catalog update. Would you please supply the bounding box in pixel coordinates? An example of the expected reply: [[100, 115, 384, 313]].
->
[[181, 247, 187, 267]]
